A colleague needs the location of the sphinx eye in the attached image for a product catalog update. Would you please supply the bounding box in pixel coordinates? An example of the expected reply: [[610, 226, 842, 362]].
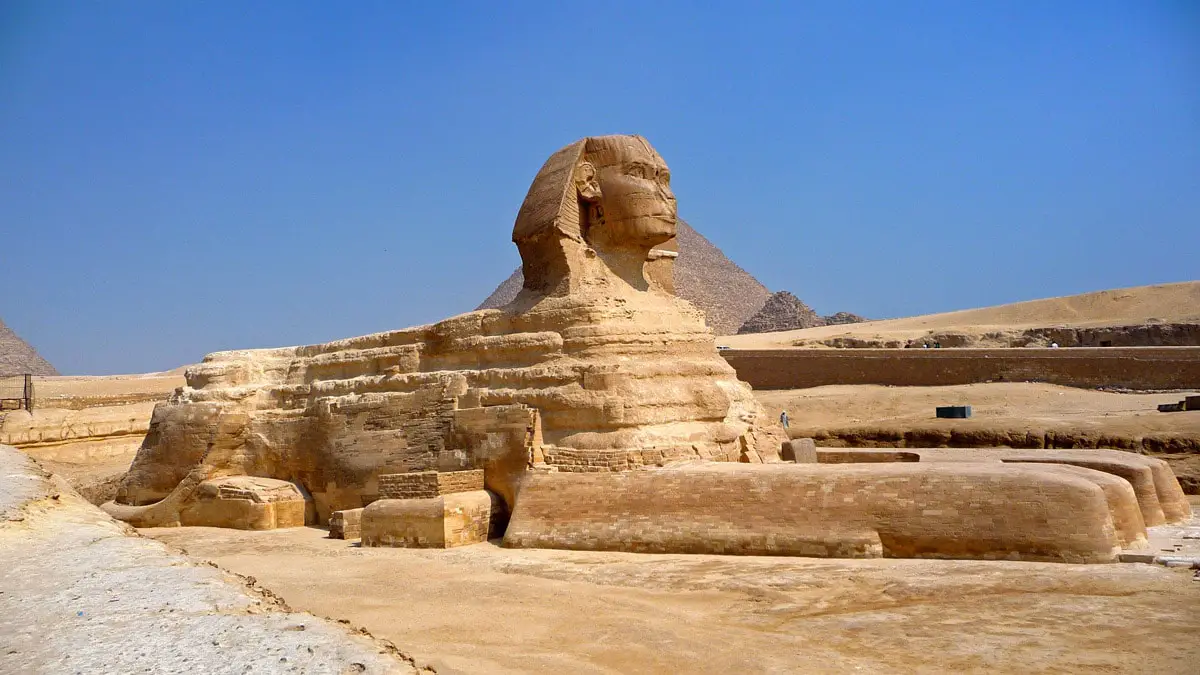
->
[[627, 164, 649, 179]]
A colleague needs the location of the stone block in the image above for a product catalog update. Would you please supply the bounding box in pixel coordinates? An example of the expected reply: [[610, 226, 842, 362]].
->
[[1185, 396, 1200, 411], [782, 438, 817, 463], [329, 507, 363, 540], [361, 489, 501, 549]]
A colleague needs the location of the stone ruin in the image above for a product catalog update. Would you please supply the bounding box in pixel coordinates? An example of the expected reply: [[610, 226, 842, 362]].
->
[[105, 135, 1191, 562]]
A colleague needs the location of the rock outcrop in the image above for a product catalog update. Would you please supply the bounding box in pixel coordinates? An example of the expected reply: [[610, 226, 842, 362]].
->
[[736, 291, 866, 334]]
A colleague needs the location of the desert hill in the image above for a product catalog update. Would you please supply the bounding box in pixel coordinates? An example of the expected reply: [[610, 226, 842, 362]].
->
[[724, 281, 1200, 349], [478, 219, 772, 336], [0, 318, 58, 376]]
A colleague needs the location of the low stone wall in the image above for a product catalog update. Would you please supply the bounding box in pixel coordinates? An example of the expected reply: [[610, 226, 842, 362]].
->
[[504, 463, 1134, 563], [723, 347, 1200, 390]]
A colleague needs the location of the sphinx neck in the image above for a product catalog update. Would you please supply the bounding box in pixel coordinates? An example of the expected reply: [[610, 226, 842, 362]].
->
[[592, 247, 651, 292]]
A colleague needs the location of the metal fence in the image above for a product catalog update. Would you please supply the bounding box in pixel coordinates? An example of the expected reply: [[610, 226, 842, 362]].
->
[[0, 374, 33, 412]]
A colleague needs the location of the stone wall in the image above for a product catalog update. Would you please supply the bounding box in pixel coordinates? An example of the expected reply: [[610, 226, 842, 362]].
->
[[722, 347, 1200, 390]]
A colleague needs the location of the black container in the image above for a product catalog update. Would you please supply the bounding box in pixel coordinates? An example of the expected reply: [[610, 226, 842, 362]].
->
[[936, 405, 972, 419]]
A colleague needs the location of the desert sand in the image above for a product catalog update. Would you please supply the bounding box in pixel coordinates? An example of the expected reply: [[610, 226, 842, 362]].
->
[[145, 521, 1200, 674], [723, 281, 1200, 348]]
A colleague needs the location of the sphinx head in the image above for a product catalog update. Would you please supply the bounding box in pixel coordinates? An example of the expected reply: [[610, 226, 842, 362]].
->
[[511, 135, 678, 297]]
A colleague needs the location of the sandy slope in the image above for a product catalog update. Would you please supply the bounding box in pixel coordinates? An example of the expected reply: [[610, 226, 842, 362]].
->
[[724, 281, 1200, 347]]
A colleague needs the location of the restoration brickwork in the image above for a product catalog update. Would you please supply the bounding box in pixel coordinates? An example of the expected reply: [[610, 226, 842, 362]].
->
[[378, 470, 485, 499]]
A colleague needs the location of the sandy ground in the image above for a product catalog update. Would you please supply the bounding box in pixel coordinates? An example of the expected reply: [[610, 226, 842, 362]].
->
[[723, 281, 1200, 347], [144, 522, 1200, 674]]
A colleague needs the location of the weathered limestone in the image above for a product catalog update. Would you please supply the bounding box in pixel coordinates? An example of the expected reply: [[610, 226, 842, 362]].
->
[[781, 438, 818, 463], [379, 469, 485, 500], [106, 475, 310, 529], [106, 135, 783, 531], [812, 447, 1191, 529], [359, 470, 504, 547], [361, 490, 502, 549], [329, 507, 363, 540], [503, 462, 1136, 563], [103, 134, 1191, 563]]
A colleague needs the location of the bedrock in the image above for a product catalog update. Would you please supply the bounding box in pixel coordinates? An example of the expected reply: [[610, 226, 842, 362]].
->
[[503, 462, 1140, 563]]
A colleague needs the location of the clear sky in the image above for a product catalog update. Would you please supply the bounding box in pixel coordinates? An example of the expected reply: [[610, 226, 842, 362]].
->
[[2, 1, 1197, 375]]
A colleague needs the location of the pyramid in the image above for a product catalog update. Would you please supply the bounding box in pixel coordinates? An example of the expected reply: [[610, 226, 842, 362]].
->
[[0, 318, 58, 376], [476, 219, 771, 336], [737, 292, 867, 334]]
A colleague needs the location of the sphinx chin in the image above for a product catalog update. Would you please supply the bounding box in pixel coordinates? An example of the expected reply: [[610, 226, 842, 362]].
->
[[104, 135, 1188, 560]]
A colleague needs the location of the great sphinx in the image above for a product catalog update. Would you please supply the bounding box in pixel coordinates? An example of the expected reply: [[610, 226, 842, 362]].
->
[[106, 135, 1188, 562], [105, 135, 784, 527]]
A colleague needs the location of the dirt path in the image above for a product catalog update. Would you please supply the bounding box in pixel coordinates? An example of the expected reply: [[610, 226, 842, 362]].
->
[[145, 525, 1200, 674]]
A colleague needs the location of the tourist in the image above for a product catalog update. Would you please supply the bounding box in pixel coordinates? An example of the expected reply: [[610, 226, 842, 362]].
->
[[780, 411, 789, 429]]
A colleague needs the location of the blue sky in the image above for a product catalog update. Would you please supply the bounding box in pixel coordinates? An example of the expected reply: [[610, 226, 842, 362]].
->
[[2, 1, 1197, 375]]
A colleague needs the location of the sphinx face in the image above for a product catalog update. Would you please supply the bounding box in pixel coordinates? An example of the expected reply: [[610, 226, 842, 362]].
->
[[586, 137, 677, 252]]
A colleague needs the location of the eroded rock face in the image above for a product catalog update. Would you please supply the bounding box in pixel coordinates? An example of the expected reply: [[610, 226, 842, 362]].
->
[[109, 135, 784, 527]]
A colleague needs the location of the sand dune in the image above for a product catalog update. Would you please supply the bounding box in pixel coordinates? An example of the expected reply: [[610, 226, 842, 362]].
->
[[723, 281, 1200, 348]]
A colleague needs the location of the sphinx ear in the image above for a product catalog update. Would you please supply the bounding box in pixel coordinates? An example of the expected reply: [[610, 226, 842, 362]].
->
[[574, 161, 601, 202]]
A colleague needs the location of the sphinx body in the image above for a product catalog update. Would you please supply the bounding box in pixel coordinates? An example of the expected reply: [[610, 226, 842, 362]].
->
[[107, 135, 1189, 562]]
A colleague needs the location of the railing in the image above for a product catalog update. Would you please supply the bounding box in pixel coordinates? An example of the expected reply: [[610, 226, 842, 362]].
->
[[0, 374, 33, 412]]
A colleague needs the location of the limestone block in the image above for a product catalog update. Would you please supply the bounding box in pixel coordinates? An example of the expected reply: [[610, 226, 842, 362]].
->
[[329, 507, 363, 540], [782, 438, 817, 463], [361, 490, 500, 549]]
